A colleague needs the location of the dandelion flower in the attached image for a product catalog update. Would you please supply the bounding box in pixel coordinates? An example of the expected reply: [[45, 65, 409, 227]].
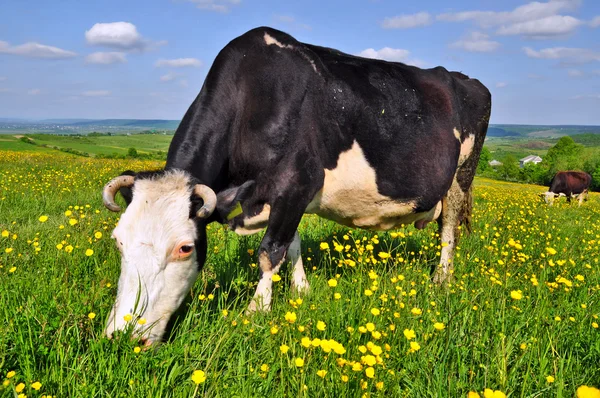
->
[[38, 215, 48, 223], [577, 385, 600, 398], [260, 364, 269, 372], [134, 347, 141, 354], [295, 358, 304, 367], [9, 267, 16, 273], [270, 326, 279, 335], [271, 274, 281, 282], [88, 312, 96, 320], [123, 313, 132, 322], [371, 308, 381, 316], [85, 249, 94, 256], [284, 312, 297, 323], [15, 383, 25, 393], [365, 367, 375, 378], [403, 329, 416, 340], [95, 231, 103, 239], [468, 392, 481, 398], [6, 371, 15, 378], [546, 375, 555, 383], [434, 322, 445, 330], [316, 369, 327, 378], [138, 318, 147, 325], [319, 242, 329, 250], [410, 341, 421, 351], [317, 321, 326, 331], [280, 344, 290, 354], [328, 279, 337, 287], [510, 290, 523, 300], [483, 389, 506, 398]]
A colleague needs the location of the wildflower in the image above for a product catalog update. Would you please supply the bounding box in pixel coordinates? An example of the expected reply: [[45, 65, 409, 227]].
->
[[95, 231, 103, 239], [328, 279, 337, 287], [371, 308, 381, 316], [593, 322, 598, 329], [280, 344, 290, 353], [9, 266, 16, 273], [270, 326, 279, 335], [317, 369, 327, 378], [483, 389, 506, 398], [69, 218, 78, 226], [271, 274, 281, 282], [468, 392, 481, 398], [285, 312, 297, 323], [85, 249, 94, 256], [123, 313, 132, 322], [364, 289, 373, 296], [15, 383, 25, 393], [362, 355, 376, 366], [334, 293, 341, 300], [1, 230, 8, 238], [138, 318, 147, 325], [434, 322, 445, 330], [365, 367, 375, 378], [378, 252, 390, 259], [575, 275, 584, 282], [88, 312, 96, 320], [65, 210, 72, 216], [301, 337, 311, 348], [577, 385, 600, 398], [545, 247, 557, 255], [411, 307, 422, 315], [320, 242, 329, 250], [134, 347, 141, 354], [410, 341, 421, 351], [38, 215, 48, 222], [510, 290, 523, 300], [546, 375, 555, 383], [7, 371, 15, 378], [341, 375, 349, 382], [5, 248, 13, 254], [403, 329, 416, 340], [191, 370, 206, 384], [317, 321, 326, 331], [366, 322, 376, 332], [295, 358, 304, 367], [260, 364, 269, 372]]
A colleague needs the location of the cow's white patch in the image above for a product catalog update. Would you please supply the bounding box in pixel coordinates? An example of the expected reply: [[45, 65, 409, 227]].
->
[[105, 170, 200, 343], [288, 232, 309, 293], [453, 128, 461, 141], [264, 33, 292, 49], [232, 204, 270, 235], [307, 141, 438, 230], [247, 251, 283, 313], [458, 133, 475, 166]]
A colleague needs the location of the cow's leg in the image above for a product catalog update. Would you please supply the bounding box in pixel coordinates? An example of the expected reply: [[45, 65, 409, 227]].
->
[[288, 231, 309, 294], [433, 181, 465, 284], [247, 158, 322, 313]]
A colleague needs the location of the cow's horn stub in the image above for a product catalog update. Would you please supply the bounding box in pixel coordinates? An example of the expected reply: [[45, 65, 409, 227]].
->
[[194, 184, 217, 219], [102, 175, 135, 212]]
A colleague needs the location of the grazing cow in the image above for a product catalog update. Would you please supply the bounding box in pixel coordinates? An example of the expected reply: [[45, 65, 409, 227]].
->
[[101, 27, 491, 343], [541, 171, 591, 206]]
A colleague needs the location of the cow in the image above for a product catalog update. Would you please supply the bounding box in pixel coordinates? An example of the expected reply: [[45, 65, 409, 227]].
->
[[541, 171, 591, 206], [101, 27, 491, 344]]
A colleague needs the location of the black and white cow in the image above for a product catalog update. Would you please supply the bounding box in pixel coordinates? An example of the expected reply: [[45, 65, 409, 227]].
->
[[102, 27, 491, 343], [541, 171, 592, 206]]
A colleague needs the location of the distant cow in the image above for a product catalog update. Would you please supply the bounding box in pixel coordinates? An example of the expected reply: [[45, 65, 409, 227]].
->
[[541, 171, 591, 206], [101, 27, 491, 344]]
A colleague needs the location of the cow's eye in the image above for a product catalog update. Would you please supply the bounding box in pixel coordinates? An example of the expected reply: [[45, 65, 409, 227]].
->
[[179, 245, 194, 254]]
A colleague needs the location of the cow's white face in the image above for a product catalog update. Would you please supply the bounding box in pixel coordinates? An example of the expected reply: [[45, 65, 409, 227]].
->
[[103, 171, 214, 344]]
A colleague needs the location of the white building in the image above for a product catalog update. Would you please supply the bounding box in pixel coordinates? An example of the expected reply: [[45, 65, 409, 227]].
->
[[519, 155, 542, 168]]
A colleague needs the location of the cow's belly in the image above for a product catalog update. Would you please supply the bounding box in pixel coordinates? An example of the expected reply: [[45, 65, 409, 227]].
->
[[306, 141, 442, 230]]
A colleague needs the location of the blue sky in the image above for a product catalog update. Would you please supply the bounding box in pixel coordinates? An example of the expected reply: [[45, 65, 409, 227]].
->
[[0, 0, 599, 124]]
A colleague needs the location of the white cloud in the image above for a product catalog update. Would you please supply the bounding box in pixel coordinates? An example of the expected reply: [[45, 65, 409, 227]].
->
[[567, 69, 584, 77], [160, 72, 182, 82], [0, 40, 76, 59], [86, 22, 149, 51], [450, 32, 500, 52], [155, 58, 202, 68], [357, 47, 425, 66], [571, 93, 600, 100], [381, 12, 432, 29], [274, 15, 312, 30], [590, 16, 600, 27], [179, 79, 189, 88], [0, 76, 6, 81], [0, 88, 11, 93], [593, 70, 600, 76], [85, 51, 127, 65], [437, 0, 580, 28], [28, 89, 41, 95], [523, 47, 600, 63], [183, 0, 241, 13], [82, 90, 111, 97], [496, 82, 508, 88], [497, 15, 582, 38]]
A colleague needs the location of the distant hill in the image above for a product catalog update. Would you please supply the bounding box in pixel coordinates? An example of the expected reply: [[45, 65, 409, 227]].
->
[[487, 127, 520, 137], [68, 119, 180, 129]]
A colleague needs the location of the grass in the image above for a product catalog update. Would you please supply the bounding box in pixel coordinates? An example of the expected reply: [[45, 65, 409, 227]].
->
[[0, 149, 599, 397]]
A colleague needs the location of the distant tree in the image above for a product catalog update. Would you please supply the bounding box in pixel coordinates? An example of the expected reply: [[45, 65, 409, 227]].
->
[[477, 147, 492, 174], [498, 154, 520, 180], [542, 136, 584, 178], [127, 147, 139, 158]]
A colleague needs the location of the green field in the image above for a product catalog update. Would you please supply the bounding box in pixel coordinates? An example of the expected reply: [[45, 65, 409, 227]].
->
[[0, 144, 599, 397]]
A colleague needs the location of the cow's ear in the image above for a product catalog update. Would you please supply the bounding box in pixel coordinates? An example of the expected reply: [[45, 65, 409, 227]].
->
[[119, 170, 136, 205], [216, 181, 255, 220]]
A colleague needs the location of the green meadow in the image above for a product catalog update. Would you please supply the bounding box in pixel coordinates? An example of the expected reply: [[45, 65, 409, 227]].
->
[[0, 140, 599, 397]]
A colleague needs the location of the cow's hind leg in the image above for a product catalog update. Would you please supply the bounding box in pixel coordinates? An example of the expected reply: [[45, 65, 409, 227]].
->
[[433, 181, 467, 284]]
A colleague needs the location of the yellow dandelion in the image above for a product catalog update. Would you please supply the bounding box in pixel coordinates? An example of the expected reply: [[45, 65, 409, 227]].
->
[[365, 367, 375, 378], [328, 279, 337, 287], [434, 322, 445, 330], [317, 321, 326, 331], [85, 249, 94, 256], [271, 274, 281, 282], [38, 215, 48, 223], [280, 344, 290, 354], [88, 312, 96, 320], [191, 370, 206, 384], [316, 369, 327, 378], [295, 358, 304, 367]]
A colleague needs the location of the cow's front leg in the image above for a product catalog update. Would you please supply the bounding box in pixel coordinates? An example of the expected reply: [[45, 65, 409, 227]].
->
[[246, 157, 322, 313]]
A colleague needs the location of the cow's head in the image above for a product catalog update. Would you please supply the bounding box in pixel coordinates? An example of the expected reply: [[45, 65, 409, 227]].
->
[[539, 191, 566, 205], [101, 169, 219, 344]]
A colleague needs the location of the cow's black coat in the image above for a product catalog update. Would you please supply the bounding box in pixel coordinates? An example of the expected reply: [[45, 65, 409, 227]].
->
[[125, 27, 491, 274]]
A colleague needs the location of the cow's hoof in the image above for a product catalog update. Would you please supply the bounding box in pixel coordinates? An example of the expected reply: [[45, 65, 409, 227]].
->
[[245, 300, 270, 315], [291, 279, 310, 295], [432, 271, 452, 285]]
